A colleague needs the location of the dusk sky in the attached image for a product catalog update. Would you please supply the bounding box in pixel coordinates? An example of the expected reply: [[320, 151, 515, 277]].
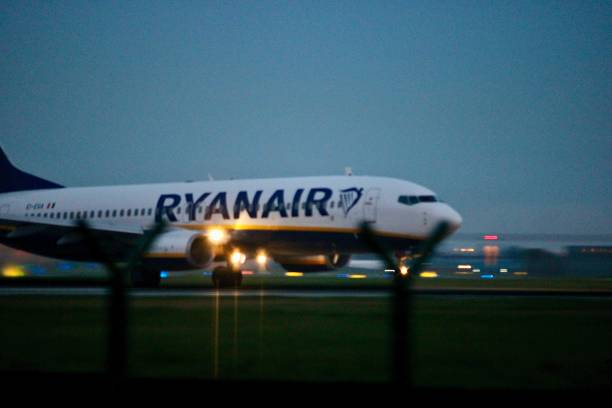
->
[[1, 1, 610, 234]]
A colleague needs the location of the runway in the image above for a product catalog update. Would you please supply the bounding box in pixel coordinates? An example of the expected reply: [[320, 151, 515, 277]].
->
[[1, 286, 611, 299]]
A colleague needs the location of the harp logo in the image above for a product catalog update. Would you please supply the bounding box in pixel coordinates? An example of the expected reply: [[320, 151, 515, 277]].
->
[[339, 187, 364, 217]]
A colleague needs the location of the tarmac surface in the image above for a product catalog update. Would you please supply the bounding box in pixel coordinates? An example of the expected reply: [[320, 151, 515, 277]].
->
[[1, 286, 611, 299]]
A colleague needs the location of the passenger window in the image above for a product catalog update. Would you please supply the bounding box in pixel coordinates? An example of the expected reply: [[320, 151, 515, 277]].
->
[[119, 210, 124, 217], [147, 208, 152, 216]]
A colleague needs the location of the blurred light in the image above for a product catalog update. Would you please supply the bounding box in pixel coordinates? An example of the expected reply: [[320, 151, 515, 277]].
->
[[160, 271, 169, 279], [384, 269, 395, 273], [2, 265, 26, 278], [454, 271, 472, 275], [348, 274, 367, 279], [241, 270, 254, 276], [230, 250, 246, 266], [419, 271, 438, 279], [400, 266, 409, 276], [457, 264, 472, 270], [201, 271, 212, 276], [208, 229, 228, 245], [480, 274, 495, 279], [483, 235, 499, 241], [473, 268, 481, 273], [29, 265, 47, 276], [513, 271, 528, 276], [500, 268, 508, 273], [336, 273, 349, 278], [256, 252, 267, 267], [285, 272, 303, 277], [455, 247, 475, 253]]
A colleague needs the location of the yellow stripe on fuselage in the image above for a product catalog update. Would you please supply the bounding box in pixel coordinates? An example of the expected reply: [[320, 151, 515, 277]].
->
[[176, 223, 423, 240], [143, 253, 185, 259]]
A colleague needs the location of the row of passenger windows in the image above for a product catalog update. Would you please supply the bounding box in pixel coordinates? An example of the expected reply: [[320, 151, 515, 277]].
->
[[23, 200, 349, 220], [26, 208, 154, 220], [397, 195, 438, 206]]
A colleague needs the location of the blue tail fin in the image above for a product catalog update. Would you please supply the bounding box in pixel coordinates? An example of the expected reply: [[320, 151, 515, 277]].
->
[[0, 147, 64, 194]]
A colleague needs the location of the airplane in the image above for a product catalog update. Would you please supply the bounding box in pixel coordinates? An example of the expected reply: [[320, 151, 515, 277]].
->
[[0, 147, 462, 288]]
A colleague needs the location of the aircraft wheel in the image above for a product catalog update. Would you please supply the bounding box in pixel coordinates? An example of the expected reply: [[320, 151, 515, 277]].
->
[[212, 266, 243, 289]]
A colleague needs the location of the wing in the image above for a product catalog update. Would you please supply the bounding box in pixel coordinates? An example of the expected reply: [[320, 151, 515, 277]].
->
[[0, 212, 146, 262]]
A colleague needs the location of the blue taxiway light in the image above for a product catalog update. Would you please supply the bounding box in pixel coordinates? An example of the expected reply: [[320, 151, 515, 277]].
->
[[160, 271, 169, 279], [480, 274, 495, 279]]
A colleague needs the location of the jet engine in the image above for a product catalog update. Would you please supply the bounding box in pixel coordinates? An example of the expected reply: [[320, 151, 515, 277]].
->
[[144, 230, 215, 270], [275, 253, 351, 273]]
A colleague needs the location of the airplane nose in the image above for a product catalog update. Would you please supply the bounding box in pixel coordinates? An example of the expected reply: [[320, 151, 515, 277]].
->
[[446, 207, 463, 232]]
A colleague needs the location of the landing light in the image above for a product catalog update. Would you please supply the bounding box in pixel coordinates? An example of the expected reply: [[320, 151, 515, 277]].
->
[[400, 266, 409, 276], [208, 229, 228, 245], [230, 250, 246, 266], [256, 252, 268, 267]]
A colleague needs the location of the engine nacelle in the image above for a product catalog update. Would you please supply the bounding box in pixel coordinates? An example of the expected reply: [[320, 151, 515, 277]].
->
[[144, 230, 214, 270], [275, 253, 351, 273]]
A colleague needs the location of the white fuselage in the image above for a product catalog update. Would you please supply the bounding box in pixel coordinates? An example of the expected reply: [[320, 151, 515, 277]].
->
[[0, 175, 462, 264]]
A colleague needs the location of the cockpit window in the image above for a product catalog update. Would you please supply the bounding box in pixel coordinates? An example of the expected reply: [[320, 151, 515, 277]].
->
[[418, 195, 437, 203], [398, 195, 437, 205]]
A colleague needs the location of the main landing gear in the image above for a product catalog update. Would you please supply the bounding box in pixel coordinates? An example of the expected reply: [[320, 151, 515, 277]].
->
[[212, 266, 243, 289]]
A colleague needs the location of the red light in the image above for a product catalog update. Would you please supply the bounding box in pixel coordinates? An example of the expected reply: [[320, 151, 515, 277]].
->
[[483, 235, 499, 241]]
